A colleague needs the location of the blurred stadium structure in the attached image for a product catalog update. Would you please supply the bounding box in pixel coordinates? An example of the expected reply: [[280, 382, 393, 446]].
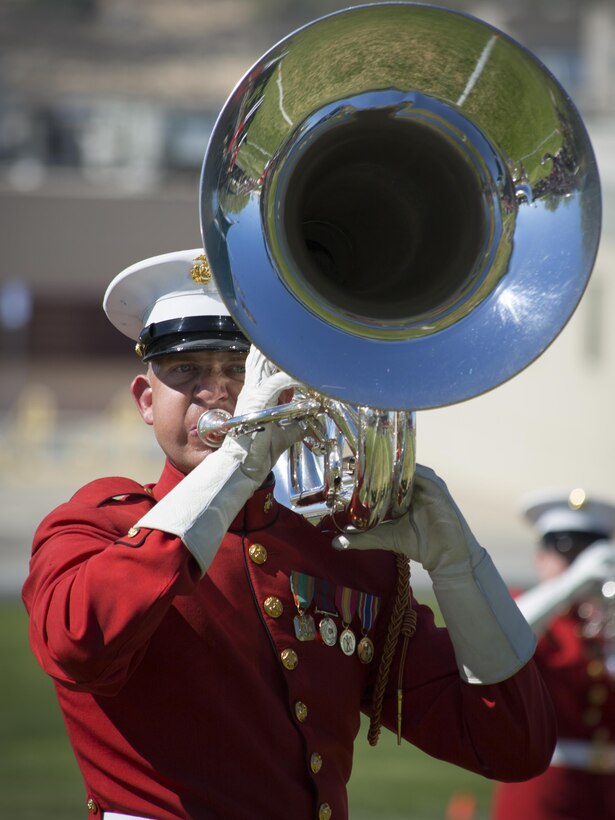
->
[[1, 0, 614, 596]]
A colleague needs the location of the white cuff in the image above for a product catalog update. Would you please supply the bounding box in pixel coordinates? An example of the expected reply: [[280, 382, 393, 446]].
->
[[514, 573, 580, 637], [432, 552, 536, 684], [135, 451, 256, 575]]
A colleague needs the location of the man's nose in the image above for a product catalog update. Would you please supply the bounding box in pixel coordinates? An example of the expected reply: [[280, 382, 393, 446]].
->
[[194, 369, 231, 400]]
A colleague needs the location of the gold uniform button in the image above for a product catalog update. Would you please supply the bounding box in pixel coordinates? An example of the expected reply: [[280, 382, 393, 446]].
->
[[86, 798, 99, 814], [310, 752, 323, 773], [264, 596, 283, 618], [295, 701, 308, 722], [281, 648, 298, 670], [249, 543, 268, 564], [127, 527, 139, 537], [318, 803, 332, 820]]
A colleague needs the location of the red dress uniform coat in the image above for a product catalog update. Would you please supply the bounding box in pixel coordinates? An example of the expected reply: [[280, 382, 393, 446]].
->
[[491, 609, 615, 819], [23, 461, 555, 820]]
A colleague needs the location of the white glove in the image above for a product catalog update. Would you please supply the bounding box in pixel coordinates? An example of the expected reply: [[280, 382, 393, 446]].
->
[[333, 464, 536, 684], [516, 540, 615, 637], [219, 346, 303, 486], [135, 346, 304, 575]]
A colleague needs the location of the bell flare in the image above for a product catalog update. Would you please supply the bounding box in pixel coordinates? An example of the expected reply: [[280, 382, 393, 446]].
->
[[200, 2, 600, 410]]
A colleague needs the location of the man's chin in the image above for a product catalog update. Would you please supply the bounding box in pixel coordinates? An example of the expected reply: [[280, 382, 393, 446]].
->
[[172, 446, 217, 475]]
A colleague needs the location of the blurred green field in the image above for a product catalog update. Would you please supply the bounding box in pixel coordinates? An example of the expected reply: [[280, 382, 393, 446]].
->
[[1, 600, 496, 819]]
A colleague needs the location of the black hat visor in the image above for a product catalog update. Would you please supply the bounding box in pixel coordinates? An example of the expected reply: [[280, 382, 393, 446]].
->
[[140, 316, 250, 362]]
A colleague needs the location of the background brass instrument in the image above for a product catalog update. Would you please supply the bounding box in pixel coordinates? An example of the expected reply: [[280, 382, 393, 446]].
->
[[198, 2, 601, 530]]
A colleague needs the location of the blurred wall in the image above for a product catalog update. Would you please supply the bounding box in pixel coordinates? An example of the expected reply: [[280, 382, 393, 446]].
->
[[1, 0, 614, 594]]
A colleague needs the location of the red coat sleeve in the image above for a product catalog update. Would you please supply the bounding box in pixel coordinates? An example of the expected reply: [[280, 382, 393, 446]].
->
[[374, 598, 556, 782], [22, 479, 200, 695]]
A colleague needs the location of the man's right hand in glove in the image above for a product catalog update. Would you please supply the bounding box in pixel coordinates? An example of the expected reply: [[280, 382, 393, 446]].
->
[[134, 346, 304, 574]]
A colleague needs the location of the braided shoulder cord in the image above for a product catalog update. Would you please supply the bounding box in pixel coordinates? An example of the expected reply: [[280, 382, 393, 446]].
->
[[367, 552, 416, 746]]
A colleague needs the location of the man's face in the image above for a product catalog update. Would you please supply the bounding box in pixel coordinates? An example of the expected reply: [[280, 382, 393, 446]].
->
[[534, 547, 569, 581], [131, 349, 247, 474]]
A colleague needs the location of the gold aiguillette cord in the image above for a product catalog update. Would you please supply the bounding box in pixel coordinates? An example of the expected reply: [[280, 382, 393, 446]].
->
[[368, 553, 416, 746]]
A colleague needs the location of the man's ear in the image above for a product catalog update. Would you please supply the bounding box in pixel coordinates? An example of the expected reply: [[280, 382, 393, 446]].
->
[[131, 373, 154, 426]]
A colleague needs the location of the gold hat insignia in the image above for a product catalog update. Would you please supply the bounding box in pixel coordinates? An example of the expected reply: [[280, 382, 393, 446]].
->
[[568, 487, 587, 510], [191, 254, 212, 284]]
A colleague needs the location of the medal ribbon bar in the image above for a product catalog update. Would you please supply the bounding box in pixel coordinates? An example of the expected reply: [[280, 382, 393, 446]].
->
[[290, 571, 317, 641]]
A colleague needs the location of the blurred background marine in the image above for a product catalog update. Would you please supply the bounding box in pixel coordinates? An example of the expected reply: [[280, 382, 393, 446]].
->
[[491, 489, 615, 820]]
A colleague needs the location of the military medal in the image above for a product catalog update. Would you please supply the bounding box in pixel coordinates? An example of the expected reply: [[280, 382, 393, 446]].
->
[[336, 585, 359, 657], [314, 577, 339, 647], [294, 613, 317, 642], [319, 617, 338, 647], [357, 636, 374, 664], [339, 626, 356, 656], [356, 591, 380, 664], [290, 571, 316, 641]]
